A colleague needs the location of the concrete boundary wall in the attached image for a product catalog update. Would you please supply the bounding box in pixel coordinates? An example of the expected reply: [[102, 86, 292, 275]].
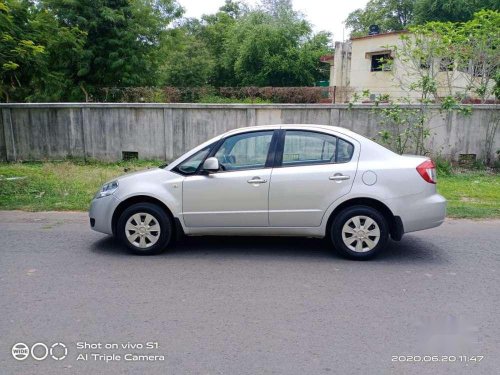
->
[[0, 103, 498, 162]]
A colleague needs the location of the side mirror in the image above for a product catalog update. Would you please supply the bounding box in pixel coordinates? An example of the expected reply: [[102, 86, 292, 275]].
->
[[202, 157, 220, 173]]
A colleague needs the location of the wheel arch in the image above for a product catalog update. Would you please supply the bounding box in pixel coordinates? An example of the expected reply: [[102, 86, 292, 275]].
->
[[112, 195, 179, 237], [325, 197, 404, 241]]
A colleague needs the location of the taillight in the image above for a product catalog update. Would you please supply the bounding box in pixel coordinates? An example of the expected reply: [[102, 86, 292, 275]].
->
[[416, 160, 437, 184]]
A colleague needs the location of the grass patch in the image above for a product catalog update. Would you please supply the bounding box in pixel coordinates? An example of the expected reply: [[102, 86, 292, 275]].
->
[[437, 172, 500, 219], [0, 161, 499, 218], [0, 160, 160, 211]]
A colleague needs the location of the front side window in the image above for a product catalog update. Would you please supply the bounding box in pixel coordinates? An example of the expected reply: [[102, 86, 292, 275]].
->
[[175, 146, 211, 175], [282, 131, 354, 166], [214, 131, 274, 171]]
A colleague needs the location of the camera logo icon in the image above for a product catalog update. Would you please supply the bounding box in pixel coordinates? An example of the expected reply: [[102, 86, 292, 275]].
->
[[11, 343, 30, 361], [11, 342, 67, 361]]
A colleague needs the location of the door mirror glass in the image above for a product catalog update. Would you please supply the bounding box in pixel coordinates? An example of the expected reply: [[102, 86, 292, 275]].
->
[[202, 157, 220, 172]]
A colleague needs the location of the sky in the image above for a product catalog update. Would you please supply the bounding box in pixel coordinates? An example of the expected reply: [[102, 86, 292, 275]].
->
[[178, 0, 370, 42]]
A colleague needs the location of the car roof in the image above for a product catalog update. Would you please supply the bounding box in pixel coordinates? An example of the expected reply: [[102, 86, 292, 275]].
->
[[166, 124, 377, 171], [222, 124, 363, 141]]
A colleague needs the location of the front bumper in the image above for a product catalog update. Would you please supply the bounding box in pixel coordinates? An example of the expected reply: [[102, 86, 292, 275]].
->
[[89, 195, 120, 235]]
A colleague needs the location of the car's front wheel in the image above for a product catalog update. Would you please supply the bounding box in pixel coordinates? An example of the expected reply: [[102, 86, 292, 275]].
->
[[117, 203, 172, 255], [331, 205, 388, 260]]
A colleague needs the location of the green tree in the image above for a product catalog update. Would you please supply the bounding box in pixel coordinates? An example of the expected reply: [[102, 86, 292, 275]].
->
[[219, 0, 246, 18], [384, 21, 477, 154], [455, 10, 500, 102], [27, 6, 86, 101], [345, 0, 414, 36], [453, 10, 500, 164], [0, 0, 335, 100], [345, 0, 499, 37], [260, 0, 293, 18], [158, 25, 215, 87], [221, 4, 330, 86], [0, 0, 45, 101], [414, 0, 499, 24], [197, 1, 246, 86], [161, 0, 331, 88], [42, 0, 183, 100]]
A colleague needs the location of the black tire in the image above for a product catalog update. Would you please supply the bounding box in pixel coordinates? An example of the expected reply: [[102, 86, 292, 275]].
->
[[117, 202, 173, 255], [330, 205, 388, 260]]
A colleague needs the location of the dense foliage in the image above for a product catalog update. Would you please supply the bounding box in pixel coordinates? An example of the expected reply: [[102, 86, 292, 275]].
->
[[345, 0, 414, 35], [346, 0, 499, 36], [0, 0, 331, 102], [2, 0, 498, 102]]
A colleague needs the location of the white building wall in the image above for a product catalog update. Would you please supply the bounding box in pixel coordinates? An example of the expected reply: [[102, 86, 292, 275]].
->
[[334, 32, 491, 103], [349, 33, 412, 100]]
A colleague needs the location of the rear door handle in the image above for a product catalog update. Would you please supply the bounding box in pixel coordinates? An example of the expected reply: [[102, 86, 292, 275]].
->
[[247, 177, 267, 184], [329, 174, 350, 181]]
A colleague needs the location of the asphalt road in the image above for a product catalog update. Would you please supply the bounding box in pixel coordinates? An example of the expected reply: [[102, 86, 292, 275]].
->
[[0, 211, 499, 375]]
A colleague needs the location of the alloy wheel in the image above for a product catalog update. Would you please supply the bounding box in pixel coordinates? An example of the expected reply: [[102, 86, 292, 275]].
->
[[125, 213, 161, 249], [341, 215, 380, 253]]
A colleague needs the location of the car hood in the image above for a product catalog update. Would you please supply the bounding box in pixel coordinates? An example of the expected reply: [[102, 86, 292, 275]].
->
[[115, 167, 176, 183], [101, 168, 178, 187]]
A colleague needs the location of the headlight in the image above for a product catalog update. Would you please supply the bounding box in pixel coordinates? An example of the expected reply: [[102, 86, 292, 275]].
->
[[95, 181, 118, 199]]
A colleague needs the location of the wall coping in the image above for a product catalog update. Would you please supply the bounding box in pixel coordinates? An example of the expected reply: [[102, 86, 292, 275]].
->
[[0, 103, 499, 110]]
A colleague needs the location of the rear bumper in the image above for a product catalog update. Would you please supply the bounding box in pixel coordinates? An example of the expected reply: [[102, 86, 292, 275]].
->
[[386, 193, 446, 234], [89, 195, 120, 235]]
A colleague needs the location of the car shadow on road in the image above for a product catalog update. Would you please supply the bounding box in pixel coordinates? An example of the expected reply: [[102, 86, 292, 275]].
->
[[90, 233, 446, 264], [376, 235, 447, 264]]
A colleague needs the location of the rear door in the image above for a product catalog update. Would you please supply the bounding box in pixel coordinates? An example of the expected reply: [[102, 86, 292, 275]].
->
[[269, 129, 359, 227]]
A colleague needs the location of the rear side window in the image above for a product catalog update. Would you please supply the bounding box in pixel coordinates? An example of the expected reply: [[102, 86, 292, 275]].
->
[[337, 138, 355, 163], [282, 131, 354, 166]]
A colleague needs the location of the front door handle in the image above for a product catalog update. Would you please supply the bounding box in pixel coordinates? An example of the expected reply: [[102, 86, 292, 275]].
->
[[247, 177, 268, 184], [329, 174, 350, 181]]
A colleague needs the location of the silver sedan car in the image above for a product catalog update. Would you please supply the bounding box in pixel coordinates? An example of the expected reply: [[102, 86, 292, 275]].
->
[[89, 124, 446, 259]]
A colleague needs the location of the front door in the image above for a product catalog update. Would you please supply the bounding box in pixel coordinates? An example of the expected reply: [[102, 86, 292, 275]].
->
[[182, 130, 275, 227], [269, 129, 358, 227]]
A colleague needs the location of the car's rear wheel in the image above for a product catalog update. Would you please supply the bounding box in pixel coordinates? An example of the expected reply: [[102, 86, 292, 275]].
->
[[117, 203, 172, 255], [330, 205, 388, 260]]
